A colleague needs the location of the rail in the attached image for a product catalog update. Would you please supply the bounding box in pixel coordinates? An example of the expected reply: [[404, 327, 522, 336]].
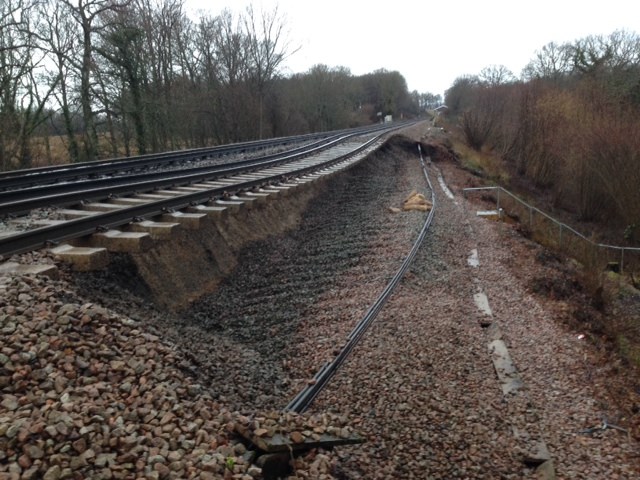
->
[[462, 186, 640, 274], [0, 131, 390, 257], [286, 143, 436, 413], [0, 122, 406, 189]]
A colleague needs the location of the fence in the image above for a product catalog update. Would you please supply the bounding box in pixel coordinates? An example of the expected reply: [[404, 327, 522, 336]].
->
[[462, 186, 640, 274]]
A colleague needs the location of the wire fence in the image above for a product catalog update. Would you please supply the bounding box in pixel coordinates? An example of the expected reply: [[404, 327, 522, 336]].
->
[[463, 186, 640, 274]]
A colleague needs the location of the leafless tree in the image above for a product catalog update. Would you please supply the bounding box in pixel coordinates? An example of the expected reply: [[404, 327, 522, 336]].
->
[[1, 0, 57, 169], [34, 1, 81, 161], [522, 42, 572, 81], [479, 64, 516, 86], [244, 5, 292, 138], [60, 0, 131, 160]]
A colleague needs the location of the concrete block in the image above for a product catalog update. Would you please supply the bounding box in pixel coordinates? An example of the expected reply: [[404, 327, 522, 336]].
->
[[215, 199, 244, 212], [170, 186, 208, 193], [128, 221, 180, 239], [477, 210, 503, 220], [267, 185, 293, 196], [213, 179, 242, 186], [90, 230, 153, 252], [50, 244, 109, 271], [232, 174, 266, 181], [58, 209, 99, 219], [161, 212, 206, 230], [229, 195, 257, 209], [242, 192, 271, 203], [110, 197, 150, 206], [191, 182, 226, 189], [276, 182, 300, 189], [488, 339, 524, 395], [135, 193, 176, 200], [187, 204, 227, 218], [154, 189, 187, 196], [535, 460, 556, 479], [0, 261, 59, 279], [265, 167, 292, 174], [473, 292, 493, 327], [82, 202, 127, 212]]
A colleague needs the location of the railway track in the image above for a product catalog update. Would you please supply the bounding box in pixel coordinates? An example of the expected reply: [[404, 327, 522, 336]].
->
[[0, 123, 443, 475], [0, 128, 368, 190], [0, 123, 410, 258], [2, 121, 436, 451], [285, 143, 436, 413]]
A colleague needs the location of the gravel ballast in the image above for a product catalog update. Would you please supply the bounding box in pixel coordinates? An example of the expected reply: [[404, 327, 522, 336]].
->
[[1, 126, 640, 478]]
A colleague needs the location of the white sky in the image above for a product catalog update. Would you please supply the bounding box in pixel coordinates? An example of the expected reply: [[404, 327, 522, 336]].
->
[[185, 0, 640, 97]]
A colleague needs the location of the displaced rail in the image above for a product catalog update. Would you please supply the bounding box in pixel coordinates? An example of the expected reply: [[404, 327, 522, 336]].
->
[[286, 144, 436, 413], [0, 123, 411, 258]]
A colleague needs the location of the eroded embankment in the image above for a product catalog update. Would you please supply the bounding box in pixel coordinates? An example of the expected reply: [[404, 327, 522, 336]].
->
[[83, 136, 430, 313], [73, 135, 427, 411], [103, 174, 327, 311]]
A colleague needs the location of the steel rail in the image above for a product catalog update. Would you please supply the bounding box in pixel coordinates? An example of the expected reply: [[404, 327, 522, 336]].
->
[[285, 143, 436, 414], [0, 123, 410, 218], [0, 134, 356, 217], [0, 133, 329, 188], [0, 123, 400, 190], [0, 132, 390, 258]]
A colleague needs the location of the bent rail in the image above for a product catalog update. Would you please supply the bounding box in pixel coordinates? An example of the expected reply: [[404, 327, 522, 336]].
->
[[286, 143, 436, 413]]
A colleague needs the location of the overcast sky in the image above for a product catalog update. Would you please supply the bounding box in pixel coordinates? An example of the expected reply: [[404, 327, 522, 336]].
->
[[185, 0, 640, 97]]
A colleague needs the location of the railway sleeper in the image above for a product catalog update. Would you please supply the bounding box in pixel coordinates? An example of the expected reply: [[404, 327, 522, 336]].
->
[[127, 220, 180, 240], [89, 230, 153, 253], [50, 244, 109, 271], [187, 204, 228, 219], [161, 212, 207, 230], [82, 202, 127, 212], [0, 261, 59, 279]]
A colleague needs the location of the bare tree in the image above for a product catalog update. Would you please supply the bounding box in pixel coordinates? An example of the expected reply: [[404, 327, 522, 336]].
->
[[97, 6, 149, 155], [1, 0, 57, 169], [60, 0, 131, 161], [213, 9, 252, 141], [35, 1, 81, 162], [522, 42, 572, 81], [244, 5, 292, 138], [0, 0, 28, 169], [479, 65, 516, 86]]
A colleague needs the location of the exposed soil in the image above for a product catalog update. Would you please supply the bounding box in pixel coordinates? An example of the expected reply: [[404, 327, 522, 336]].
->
[[2, 125, 640, 479], [72, 138, 427, 413]]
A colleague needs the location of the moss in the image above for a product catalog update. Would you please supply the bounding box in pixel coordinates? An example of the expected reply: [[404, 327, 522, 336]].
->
[[617, 334, 640, 367]]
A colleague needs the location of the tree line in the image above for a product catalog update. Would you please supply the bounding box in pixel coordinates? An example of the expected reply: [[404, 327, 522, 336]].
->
[[0, 0, 441, 170], [445, 30, 640, 242]]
